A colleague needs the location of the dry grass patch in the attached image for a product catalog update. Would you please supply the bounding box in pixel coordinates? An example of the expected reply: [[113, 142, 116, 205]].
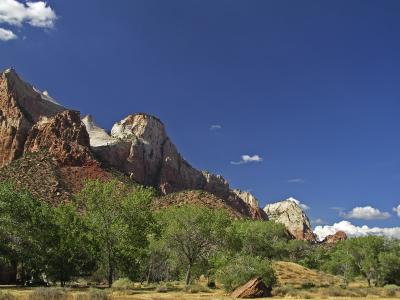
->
[[273, 261, 341, 288]]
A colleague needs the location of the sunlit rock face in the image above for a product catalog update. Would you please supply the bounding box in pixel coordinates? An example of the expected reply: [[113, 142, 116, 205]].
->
[[264, 198, 316, 241], [0, 69, 65, 167], [0, 68, 269, 220], [85, 113, 267, 220], [24, 110, 97, 166]]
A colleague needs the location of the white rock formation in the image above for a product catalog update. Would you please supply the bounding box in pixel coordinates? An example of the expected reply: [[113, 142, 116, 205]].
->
[[264, 197, 315, 241], [232, 189, 260, 208], [82, 115, 117, 147]]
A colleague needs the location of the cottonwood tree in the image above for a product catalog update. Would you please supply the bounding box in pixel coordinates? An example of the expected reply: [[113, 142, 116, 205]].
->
[[0, 181, 53, 282], [156, 204, 231, 285], [77, 179, 156, 287], [46, 203, 98, 286]]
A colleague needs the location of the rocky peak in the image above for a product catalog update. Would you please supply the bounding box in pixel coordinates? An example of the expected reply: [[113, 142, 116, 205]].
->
[[321, 231, 347, 245], [0, 68, 65, 167], [24, 110, 97, 166], [264, 198, 316, 241], [111, 113, 167, 142], [233, 189, 260, 208]]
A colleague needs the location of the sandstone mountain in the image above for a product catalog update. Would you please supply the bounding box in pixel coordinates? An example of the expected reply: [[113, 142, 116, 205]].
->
[[0, 69, 65, 167], [0, 69, 266, 220], [264, 197, 316, 241], [0, 68, 343, 241]]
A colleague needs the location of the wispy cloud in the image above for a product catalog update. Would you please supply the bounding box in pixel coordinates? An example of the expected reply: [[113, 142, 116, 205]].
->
[[312, 218, 327, 225], [288, 178, 305, 184], [0, 0, 57, 41], [0, 27, 16, 40], [393, 205, 400, 217], [230, 154, 263, 165], [314, 220, 400, 241], [341, 206, 391, 220], [209, 124, 222, 130]]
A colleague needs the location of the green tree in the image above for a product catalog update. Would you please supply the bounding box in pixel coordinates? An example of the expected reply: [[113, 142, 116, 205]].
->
[[0, 181, 53, 282], [216, 254, 276, 293], [228, 219, 290, 260], [46, 203, 98, 286], [378, 239, 400, 285], [156, 204, 231, 285], [77, 179, 156, 287]]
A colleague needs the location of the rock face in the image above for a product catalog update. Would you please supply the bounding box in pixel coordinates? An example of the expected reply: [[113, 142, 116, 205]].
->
[[0, 68, 269, 220], [0, 69, 65, 167], [84, 113, 267, 220], [231, 277, 271, 298], [24, 110, 97, 166], [321, 231, 347, 245], [264, 198, 316, 241], [233, 189, 260, 208]]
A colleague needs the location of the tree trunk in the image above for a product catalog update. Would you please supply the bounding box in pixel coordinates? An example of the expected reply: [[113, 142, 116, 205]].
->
[[185, 264, 192, 286], [367, 278, 371, 287], [108, 258, 113, 288]]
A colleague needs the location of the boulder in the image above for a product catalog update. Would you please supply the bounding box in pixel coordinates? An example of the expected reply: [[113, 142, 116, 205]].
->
[[231, 277, 271, 298]]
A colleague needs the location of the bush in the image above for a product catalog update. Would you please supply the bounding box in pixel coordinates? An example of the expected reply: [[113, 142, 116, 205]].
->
[[88, 289, 110, 300], [384, 285, 400, 297], [156, 286, 169, 293], [272, 284, 295, 297], [301, 282, 316, 289], [111, 277, 133, 290], [0, 291, 16, 300], [28, 288, 67, 300], [216, 254, 276, 292], [182, 284, 210, 293]]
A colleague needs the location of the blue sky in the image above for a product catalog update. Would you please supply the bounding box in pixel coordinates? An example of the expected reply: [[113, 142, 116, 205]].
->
[[0, 0, 399, 237]]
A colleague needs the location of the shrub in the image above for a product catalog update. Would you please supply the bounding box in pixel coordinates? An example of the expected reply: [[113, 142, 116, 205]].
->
[[111, 277, 133, 290], [384, 285, 400, 297], [28, 288, 67, 300], [272, 284, 295, 297], [156, 286, 169, 293], [182, 284, 210, 293], [216, 254, 276, 292], [0, 291, 16, 300], [301, 282, 316, 289], [88, 289, 110, 300]]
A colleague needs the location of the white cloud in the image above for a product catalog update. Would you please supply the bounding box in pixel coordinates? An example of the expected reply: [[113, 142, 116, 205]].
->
[[312, 218, 326, 225], [314, 220, 400, 241], [230, 154, 263, 165], [287, 196, 310, 211], [341, 206, 391, 220], [393, 205, 400, 217], [209, 124, 222, 130], [0, 27, 16, 40], [0, 0, 57, 28], [288, 178, 305, 183]]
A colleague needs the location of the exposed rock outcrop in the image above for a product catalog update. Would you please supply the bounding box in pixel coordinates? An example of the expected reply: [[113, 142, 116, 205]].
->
[[0, 68, 269, 220], [231, 277, 271, 298], [321, 231, 347, 245], [24, 110, 97, 166], [264, 198, 316, 241], [84, 113, 267, 220], [0, 69, 65, 167], [233, 189, 260, 208]]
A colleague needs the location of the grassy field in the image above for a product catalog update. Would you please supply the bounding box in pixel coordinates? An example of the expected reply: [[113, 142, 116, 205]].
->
[[1, 285, 399, 300], [1, 262, 399, 299]]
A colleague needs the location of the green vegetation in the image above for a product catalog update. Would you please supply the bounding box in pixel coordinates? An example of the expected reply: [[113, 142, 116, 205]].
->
[[1, 179, 400, 298]]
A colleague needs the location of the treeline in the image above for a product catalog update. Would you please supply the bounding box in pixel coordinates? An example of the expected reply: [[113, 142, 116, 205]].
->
[[0, 179, 399, 292]]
